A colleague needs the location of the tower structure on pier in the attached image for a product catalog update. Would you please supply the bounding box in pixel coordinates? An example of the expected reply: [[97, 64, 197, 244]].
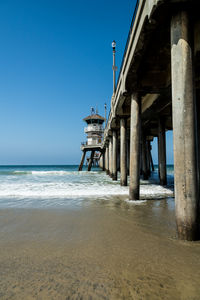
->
[[83, 108, 104, 146], [78, 108, 105, 171]]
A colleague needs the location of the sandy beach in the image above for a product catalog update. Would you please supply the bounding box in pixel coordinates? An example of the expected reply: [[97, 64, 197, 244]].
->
[[0, 198, 200, 300]]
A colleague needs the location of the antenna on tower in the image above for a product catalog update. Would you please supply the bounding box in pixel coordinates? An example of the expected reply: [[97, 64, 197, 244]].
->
[[91, 107, 95, 115], [96, 105, 98, 114]]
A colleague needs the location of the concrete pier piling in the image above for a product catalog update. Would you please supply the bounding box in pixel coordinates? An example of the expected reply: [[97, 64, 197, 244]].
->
[[99, 155, 102, 169], [129, 93, 141, 200], [141, 132, 148, 180], [99, 154, 103, 169], [127, 137, 130, 176], [146, 140, 152, 176], [88, 150, 95, 171], [106, 145, 109, 175], [120, 118, 127, 186], [102, 152, 105, 171], [78, 150, 86, 171], [171, 10, 198, 240], [109, 136, 113, 178], [108, 140, 111, 176], [148, 142, 154, 172], [112, 130, 118, 180], [158, 118, 167, 185]]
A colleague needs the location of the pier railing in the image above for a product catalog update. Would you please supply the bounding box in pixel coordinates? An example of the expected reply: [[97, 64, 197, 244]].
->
[[84, 125, 104, 133], [104, 0, 140, 140], [81, 141, 102, 147], [116, 0, 139, 87]]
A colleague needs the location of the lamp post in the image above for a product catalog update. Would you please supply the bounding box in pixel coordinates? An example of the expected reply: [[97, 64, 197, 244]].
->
[[112, 40, 117, 94]]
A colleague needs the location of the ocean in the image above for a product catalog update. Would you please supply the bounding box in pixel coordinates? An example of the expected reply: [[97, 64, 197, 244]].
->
[[0, 165, 174, 208]]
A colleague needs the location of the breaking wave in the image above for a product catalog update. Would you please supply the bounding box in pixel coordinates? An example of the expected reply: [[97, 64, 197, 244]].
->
[[0, 166, 174, 208]]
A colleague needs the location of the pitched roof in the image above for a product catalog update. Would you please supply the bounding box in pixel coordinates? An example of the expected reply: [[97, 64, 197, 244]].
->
[[83, 114, 105, 121]]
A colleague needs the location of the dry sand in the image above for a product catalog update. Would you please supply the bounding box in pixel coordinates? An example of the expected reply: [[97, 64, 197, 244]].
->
[[0, 198, 200, 299]]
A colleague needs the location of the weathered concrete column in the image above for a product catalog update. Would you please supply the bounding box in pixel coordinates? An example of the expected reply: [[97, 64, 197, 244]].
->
[[117, 144, 120, 172], [108, 141, 111, 176], [99, 155, 102, 168], [140, 140, 143, 176], [78, 150, 86, 171], [88, 150, 95, 171], [112, 130, 117, 180], [109, 135, 113, 178], [127, 137, 130, 176], [106, 144, 109, 175], [120, 118, 127, 186], [146, 140, 151, 176], [158, 118, 167, 185], [99, 154, 103, 169], [194, 21, 200, 207], [129, 93, 140, 200], [141, 132, 148, 180], [102, 151, 105, 171], [148, 141, 154, 172], [104, 148, 107, 171], [171, 10, 198, 240]]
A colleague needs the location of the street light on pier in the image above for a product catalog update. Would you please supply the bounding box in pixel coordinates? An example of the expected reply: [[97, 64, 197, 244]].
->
[[112, 40, 117, 94]]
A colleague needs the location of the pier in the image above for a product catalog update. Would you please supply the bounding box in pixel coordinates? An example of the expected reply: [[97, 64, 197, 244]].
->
[[77, 0, 200, 241], [101, 0, 200, 241]]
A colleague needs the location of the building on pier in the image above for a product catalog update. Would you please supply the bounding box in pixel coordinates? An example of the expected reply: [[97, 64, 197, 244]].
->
[[78, 108, 105, 171], [83, 108, 104, 146]]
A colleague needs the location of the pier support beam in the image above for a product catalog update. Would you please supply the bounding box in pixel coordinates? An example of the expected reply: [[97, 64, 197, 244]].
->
[[88, 150, 95, 171], [99, 155, 102, 169], [78, 150, 86, 171], [146, 140, 151, 176], [129, 93, 141, 200], [104, 149, 106, 171], [171, 10, 199, 240], [148, 141, 154, 172], [112, 130, 117, 180], [120, 118, 127, 186], [158, 118, 167, 185], [109, 135, 113, 178], [106, 145, 109, 175], [117, 144, 120, 172], [127, 136, 130, 176], [141, 132, 148, 180], [102, 151, 105, 171]]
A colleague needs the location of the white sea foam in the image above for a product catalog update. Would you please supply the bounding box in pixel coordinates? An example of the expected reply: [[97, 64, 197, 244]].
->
[[31, 171, 72, 176], [125, 199, 147, 205], [12, 170, 102, 176], [0, 181, 173, 198], [0, 182, 128, 198], [0, 167, 174, 208], [12, 170, 75, 176], [140, 184, 173, 198]]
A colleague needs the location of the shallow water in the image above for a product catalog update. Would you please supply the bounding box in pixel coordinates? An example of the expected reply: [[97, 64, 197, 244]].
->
[[0, 165, 174, 208]]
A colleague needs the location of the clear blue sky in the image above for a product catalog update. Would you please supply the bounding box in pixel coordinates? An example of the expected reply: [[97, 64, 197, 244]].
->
[[0, 0, 173, 165]]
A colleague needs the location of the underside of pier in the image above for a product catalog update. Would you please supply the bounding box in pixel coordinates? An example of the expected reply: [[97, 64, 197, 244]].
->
[[102, 0, 200, 241]]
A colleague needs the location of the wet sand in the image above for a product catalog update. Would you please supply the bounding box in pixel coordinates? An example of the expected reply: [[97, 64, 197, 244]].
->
[[0, 198, 200, 299]]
